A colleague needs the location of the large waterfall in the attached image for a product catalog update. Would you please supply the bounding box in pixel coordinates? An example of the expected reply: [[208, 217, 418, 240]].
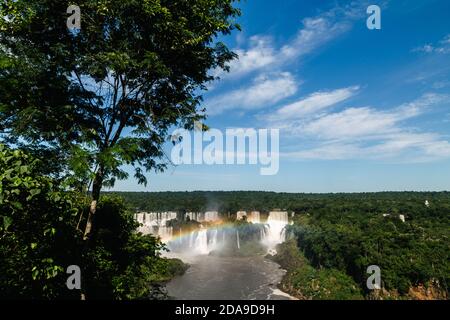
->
[[248, 211, 260, 224], [236, 231, 240, 250], [236, 211, 261, 223], [135, 210, 289, 255], [135, 212, 177, 242], [186, 211, 220, 222], [236, 211, 247, 220], [205, 211, 219, 222], [169, 227, 242, 254], [194, 229, 209, 255], [261, 211, 289, 250]]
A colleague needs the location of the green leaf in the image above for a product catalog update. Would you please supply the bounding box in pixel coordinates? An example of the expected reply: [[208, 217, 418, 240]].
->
[[26, 188, 41, 201], [3, 216, 12, 230], [31, 267, 39, 280], [20, 165, 29, 174]]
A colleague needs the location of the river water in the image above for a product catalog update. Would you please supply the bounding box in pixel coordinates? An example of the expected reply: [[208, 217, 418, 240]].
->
[[166, 254, 296, 300]]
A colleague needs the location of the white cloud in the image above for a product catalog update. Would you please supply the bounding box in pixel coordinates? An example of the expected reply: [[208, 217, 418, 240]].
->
[[207, 72, 298, 115], [413, 34, 450, 54], [266, 86, 359, 122], [286, 133, 450, 162], [368, 133, 450, 159], [279, 16, 351, 61], [281, 93, 450, 162], [216, 2, 367, 80], [441, 34, 450, 45], [285, 142, 361, 160], [207, 2, 371, 114], [219, 36, 277, 79], [302, 107, 400, 139], [284, 93, 445, 138]]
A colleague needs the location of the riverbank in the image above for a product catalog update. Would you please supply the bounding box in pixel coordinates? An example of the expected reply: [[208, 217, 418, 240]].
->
[[269, 240, 364, 300], [148, 258, 190, 300]]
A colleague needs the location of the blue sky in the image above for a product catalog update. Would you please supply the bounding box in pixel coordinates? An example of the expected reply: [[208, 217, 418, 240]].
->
[[113, 0, 450, 192]]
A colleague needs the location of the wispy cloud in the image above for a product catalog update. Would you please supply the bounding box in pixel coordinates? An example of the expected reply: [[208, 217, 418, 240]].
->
[[282, 93, 450, 162], [413, 34, 450, 54], [264, 86, 360, 122], [286, 133, 450, 162], [299, 93, 443, 139], [217, 2, 367, 80], [218, 35, 277, 79], [207, 2, 371, 115], [207, 72, 298, 115]]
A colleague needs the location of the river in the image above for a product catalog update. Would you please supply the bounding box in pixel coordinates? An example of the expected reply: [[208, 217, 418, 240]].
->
[[166, 254, 297, 300]]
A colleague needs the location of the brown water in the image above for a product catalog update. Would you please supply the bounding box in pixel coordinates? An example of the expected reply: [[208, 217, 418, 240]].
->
[[166, 254, 296, 300]]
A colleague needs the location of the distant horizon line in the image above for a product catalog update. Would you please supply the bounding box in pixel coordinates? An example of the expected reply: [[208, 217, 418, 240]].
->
[[105, 190, 450, 194]]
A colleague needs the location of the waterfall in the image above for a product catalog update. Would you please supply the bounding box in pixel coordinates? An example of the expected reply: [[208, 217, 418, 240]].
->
[[205, 211, 219, 222], [136, 213, 144, 224], [249, 211, 260, 223], [236, 211, 246, 220], [158, 226, 173, 242], [236, 211, 260, 223], [236, 230, 240, 250], [189, 232, 195, 248], [134, 209, 289, 256], [187, 212, 206, 222], [195, 229, 209, 255], [184, 211, 221, 223], [209, 229, 218, 250], [135, 211, 177, 241], [262, 211, 289, 250]]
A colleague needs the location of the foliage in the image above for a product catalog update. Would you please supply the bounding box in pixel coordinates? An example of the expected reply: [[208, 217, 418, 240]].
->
[[0, 145, 82, 299], [0, 146, 184, 299], [0, 0, 240, 298], [0, 0, 241, 299], [0, 0, 241, 191], [117, 191, 450, 298], [288, 266, 364, 300], [82, 195, 188, 299], [272, 240, 364, 300]]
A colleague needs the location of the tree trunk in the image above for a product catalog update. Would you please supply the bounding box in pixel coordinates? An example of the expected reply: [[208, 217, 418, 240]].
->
[[80, 168, 103, 299], [83, 168, 103, 241]]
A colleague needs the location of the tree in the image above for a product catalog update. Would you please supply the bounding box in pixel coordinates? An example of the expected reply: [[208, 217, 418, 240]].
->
[[0, 144, 82, 299], [0, 0, 240, 241], [0, 144, 184, 299], [82, 196, 180, 299]]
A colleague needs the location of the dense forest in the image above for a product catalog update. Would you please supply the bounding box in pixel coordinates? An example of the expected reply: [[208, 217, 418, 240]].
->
[[115, 191, 449, 299], [0, 0, 240, 300], [0, 146, 187, 299], [112, 190, 449, 211]]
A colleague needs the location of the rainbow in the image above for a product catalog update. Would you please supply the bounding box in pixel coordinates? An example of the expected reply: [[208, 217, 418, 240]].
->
[[159, 221, 262, 245]]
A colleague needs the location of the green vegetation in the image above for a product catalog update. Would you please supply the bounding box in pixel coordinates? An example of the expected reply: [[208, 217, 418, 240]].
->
[[0, 0, 240, 299], [271, 240, 364, 300], [285, 200, 449, 298], [82, 196, 188, 300], [117, 191, 449, 299], [0, 145, 81, 299], [0, 146, 187, 299], [1, 0, 447, 302]]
